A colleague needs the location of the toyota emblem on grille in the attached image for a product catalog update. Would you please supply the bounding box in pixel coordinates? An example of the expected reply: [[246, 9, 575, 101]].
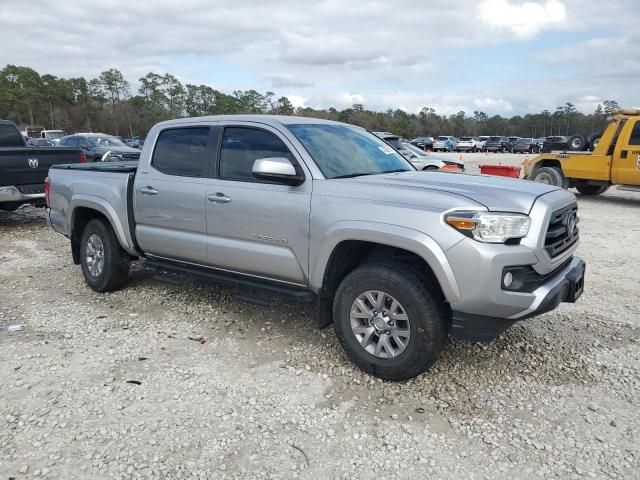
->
[[566, 213, 576, 235], [28, 158, 39, 169]]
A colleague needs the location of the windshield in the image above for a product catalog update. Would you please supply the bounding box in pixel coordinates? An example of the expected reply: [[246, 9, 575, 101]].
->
[[489, 136, 501, 141], [402, 142, 427, 156], [87, 136, 126, 147], [287, 124, 414, 179], [460, 137, 472, 141], [436, 136, 449, 141]]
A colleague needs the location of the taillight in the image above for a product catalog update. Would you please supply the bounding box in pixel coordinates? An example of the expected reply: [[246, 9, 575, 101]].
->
[[80, 152, 87, 163], [44, 176, 51, 208]]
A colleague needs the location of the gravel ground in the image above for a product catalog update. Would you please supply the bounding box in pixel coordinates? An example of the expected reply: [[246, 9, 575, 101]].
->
[[1, 156, 639, 479]]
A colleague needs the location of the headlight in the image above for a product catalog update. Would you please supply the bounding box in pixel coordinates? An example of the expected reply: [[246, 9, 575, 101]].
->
[[445, 211, 531, 243]]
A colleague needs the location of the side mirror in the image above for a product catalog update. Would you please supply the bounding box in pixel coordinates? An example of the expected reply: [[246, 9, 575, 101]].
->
[[252, 157, 304, 186]]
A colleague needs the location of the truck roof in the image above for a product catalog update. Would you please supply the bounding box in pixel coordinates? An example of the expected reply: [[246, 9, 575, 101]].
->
[[154, 115, 353, 129]]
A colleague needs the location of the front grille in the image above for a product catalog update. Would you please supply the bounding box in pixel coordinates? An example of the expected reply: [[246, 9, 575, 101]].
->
[[16, 184, 44, 194], [545, 204, 579, 257]]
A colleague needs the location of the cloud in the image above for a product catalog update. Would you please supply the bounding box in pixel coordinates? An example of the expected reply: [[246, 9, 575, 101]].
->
[[473, 98, 514, 112], [478, 0, 566, 39]]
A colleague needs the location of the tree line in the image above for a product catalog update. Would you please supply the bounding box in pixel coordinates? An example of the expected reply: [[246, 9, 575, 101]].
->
[[0, 64, 621, 139]]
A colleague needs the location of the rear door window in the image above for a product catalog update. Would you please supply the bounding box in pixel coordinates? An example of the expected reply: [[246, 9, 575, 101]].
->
[[152, 127, 212, 177]]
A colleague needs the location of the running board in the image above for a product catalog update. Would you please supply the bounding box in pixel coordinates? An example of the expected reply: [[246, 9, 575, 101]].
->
[[617, 185, 640, 192], [142, 258, 316, 301]]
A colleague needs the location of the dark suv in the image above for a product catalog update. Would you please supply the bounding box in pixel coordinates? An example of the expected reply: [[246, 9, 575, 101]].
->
[[58, 133, 141, 162], [483, 136, 512, 153], [513, 138, 539, 154]]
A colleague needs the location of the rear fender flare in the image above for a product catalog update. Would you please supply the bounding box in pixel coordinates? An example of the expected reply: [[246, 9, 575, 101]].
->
[[68, 196, 133, 252]]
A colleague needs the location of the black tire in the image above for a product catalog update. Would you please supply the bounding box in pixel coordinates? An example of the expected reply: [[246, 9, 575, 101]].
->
[[569, 134, 587, 151], [80, 218, 130, 292], [575, 185, 609, 195], [588, 132, 602, 151], [531, 166, 566, 187], [333, 263, 448, 381]]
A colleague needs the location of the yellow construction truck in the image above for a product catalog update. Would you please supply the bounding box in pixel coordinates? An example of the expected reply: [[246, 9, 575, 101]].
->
[[524, 109, 640, 195]]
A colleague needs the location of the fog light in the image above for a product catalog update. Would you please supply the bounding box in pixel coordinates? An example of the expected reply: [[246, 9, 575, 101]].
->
[[503, 271, 514, 288]]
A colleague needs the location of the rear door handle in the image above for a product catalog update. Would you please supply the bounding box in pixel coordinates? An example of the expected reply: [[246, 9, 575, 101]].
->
[[138, 186, 159, 195], [208, 192, 231, 204]]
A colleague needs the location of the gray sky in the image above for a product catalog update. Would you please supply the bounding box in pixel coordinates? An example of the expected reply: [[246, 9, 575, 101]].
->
[[1, 0, 638, 114]]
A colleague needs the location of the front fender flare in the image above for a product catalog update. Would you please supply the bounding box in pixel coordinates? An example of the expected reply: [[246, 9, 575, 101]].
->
[[309, 221, 461, 303]]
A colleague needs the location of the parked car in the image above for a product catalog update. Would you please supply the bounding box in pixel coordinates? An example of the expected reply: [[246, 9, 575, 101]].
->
[[534, 138, 546, 150], [478, 136, 490, 147], [483, 136, 512, 153], [455, 136, 482, 152], [433, 136, 457, 152], [410, 137, 434, 150], [0, 119, 84, 211], [47, 115, 584, 380], [58, 133, 142, 162], [26, 138, 55, 147], [402, 142, 465, 170], [542, 136, 569, 153], [127, 136, 145, 149], [378, 134, 414, 160], [512, 138, 539, 154]]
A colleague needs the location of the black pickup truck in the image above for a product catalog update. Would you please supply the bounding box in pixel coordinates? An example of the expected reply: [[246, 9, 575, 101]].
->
[[1, 120, 84, 211]]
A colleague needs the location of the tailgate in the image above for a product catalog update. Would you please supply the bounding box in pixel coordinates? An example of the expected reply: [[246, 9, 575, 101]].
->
[[0, 147, 82, 188]]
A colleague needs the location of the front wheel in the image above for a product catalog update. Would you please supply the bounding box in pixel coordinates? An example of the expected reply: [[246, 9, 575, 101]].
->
[[531, 166, 566, 187], [333, 263, 448, 381], [576, 185, 609, 195], [80, 218, 130, 292]]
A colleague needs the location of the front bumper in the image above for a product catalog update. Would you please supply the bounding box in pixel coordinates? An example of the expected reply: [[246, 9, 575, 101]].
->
[[450, 256, 585, 342], [0, 186, 45, 204]]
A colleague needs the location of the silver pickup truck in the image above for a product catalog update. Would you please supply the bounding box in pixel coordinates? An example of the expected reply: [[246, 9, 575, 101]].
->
[[46, 115, 585, 380]]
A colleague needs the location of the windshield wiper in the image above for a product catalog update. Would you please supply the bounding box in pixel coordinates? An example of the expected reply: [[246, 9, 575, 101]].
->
[[331, 172, 375, 179], [332, 169, 409, 179]]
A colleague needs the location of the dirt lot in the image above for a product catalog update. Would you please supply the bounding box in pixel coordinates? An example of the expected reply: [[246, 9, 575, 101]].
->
[[1, 155, 639, 479]]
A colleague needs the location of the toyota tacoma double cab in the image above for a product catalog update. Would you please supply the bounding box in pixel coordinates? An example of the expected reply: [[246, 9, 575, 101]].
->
[[0, 119, 84, 211], [46, 115, 585, 380]]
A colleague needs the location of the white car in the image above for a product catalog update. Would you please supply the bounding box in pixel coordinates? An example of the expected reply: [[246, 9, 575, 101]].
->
[[455, 136, 483, 152], [402, 142, 465, 170]]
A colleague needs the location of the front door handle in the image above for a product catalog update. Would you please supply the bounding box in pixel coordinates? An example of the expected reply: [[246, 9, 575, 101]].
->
[[138, 186, 159, 195], [208, 192, 231, 204], [621, 150, 628, 159]]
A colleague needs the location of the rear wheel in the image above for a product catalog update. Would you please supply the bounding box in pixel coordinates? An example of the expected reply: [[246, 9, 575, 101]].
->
[[80, 218, 130, 292], [333, 263, 448, 381], [531, 166, 566, 187], [576, 185, 609, 195]]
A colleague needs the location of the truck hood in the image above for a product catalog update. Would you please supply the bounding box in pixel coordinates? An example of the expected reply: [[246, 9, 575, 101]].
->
[[339, 171, 559, 214]]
